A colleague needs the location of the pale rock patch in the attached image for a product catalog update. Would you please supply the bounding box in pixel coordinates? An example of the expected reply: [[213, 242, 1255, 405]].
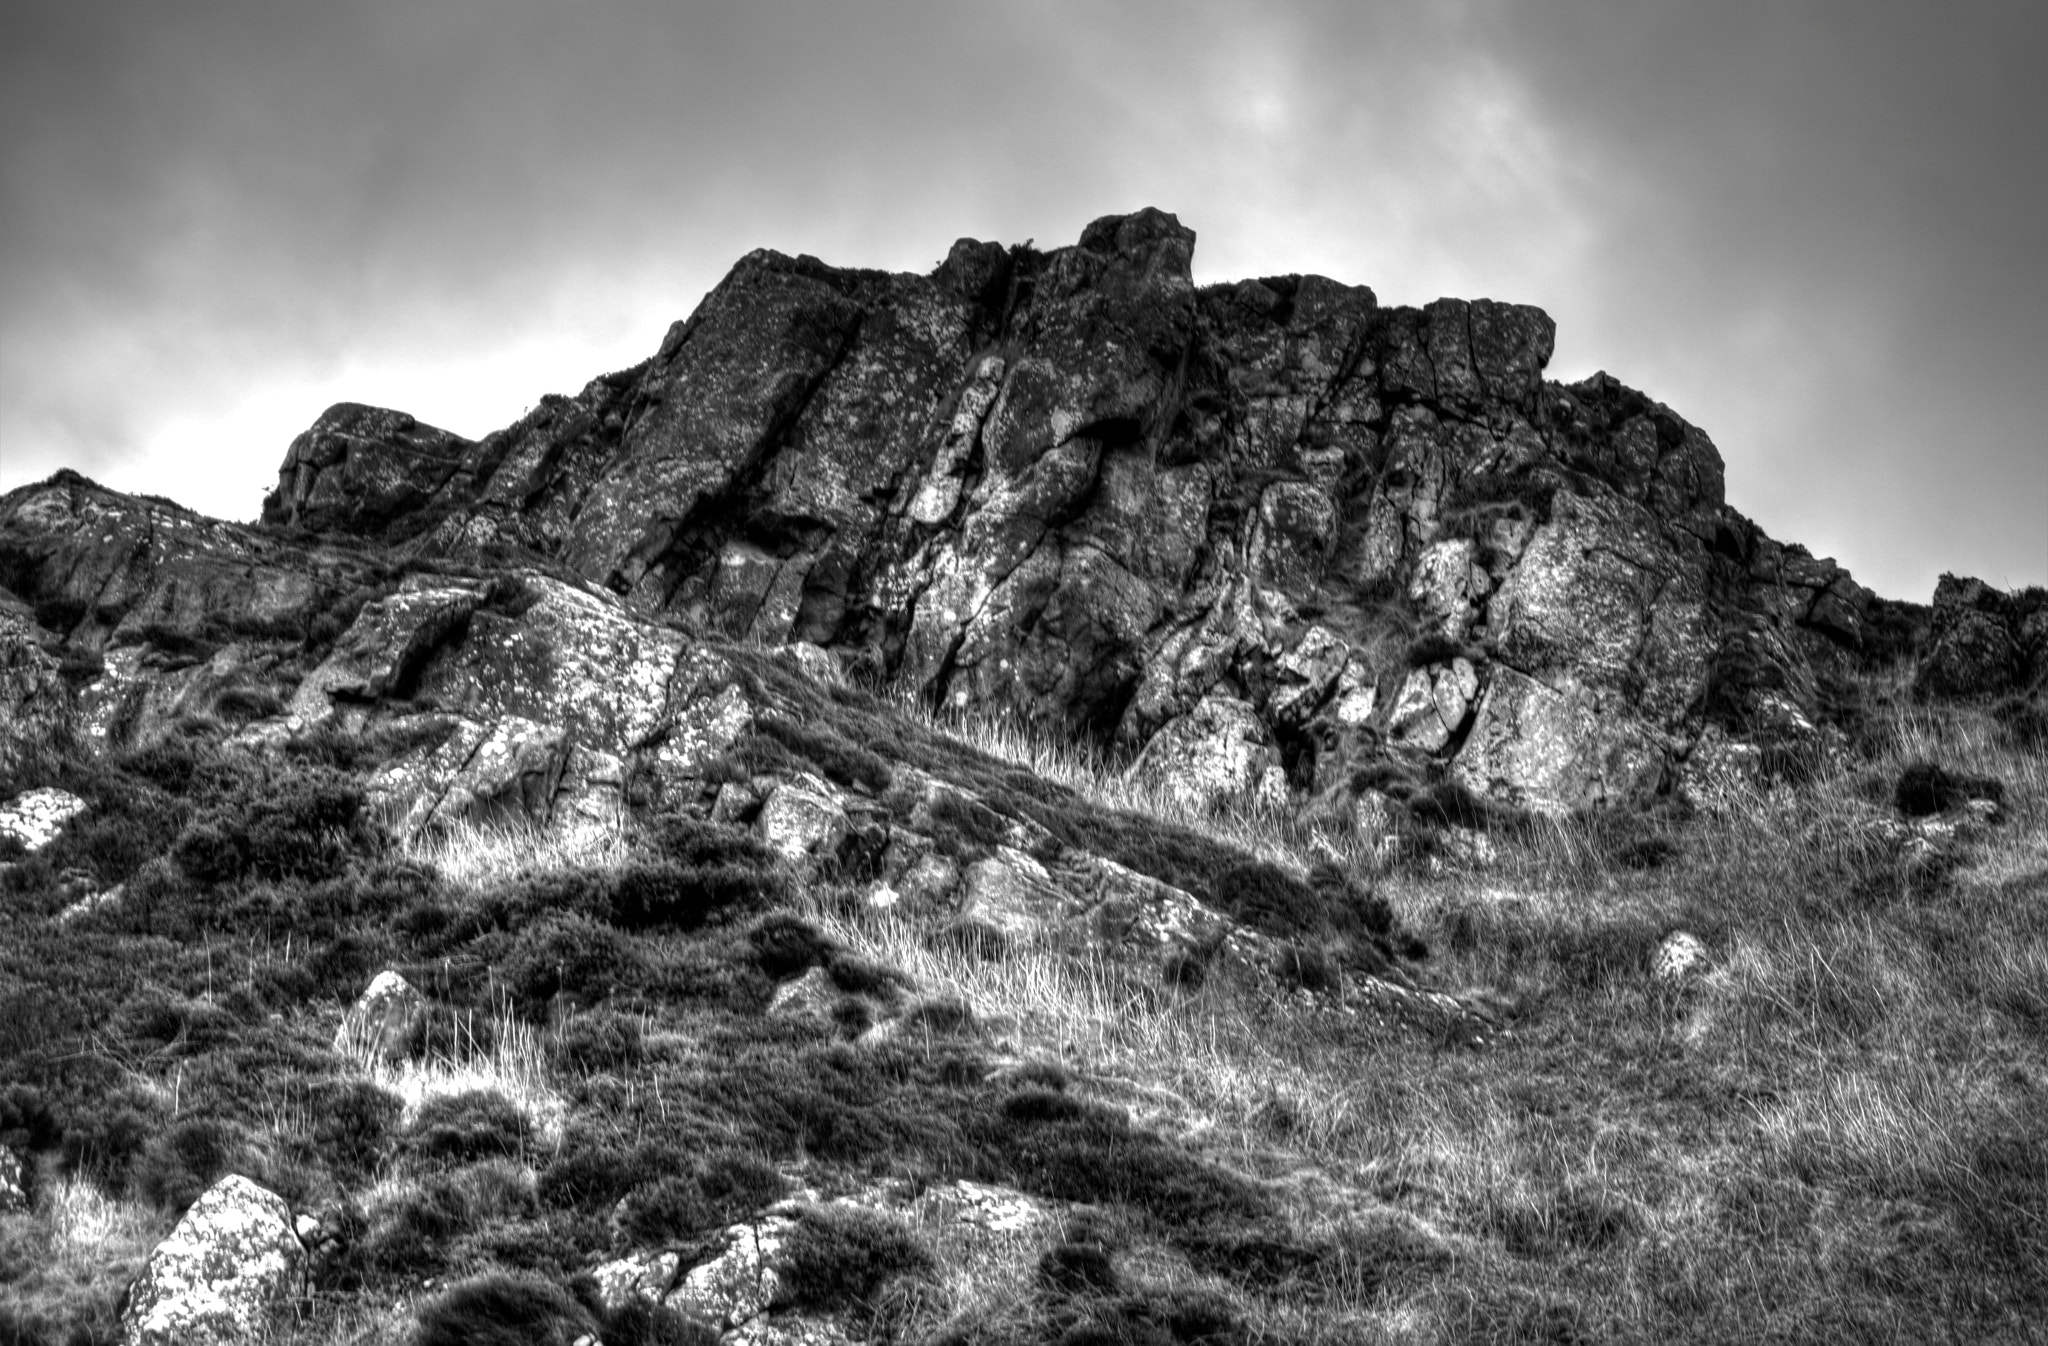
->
[[120, 1174, 302, 1346], [0, 787, 87, 854], [334, 970, 428, 1066]]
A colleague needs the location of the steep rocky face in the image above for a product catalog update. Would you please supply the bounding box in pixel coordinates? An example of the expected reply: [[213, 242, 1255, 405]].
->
[[11, 210, 1918, 816]]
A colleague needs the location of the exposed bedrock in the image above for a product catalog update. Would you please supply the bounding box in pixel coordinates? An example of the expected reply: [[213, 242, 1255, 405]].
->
[[5, 208, 1940, 816]]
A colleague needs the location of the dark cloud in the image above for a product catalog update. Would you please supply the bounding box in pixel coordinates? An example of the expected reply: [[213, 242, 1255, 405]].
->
[[3, 1, 2040, 598]]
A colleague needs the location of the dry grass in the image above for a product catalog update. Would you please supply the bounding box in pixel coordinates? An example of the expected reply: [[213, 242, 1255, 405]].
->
[[828, 685, 2048, 1342]]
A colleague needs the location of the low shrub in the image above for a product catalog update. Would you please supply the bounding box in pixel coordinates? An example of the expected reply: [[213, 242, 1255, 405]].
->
[[553, 1010, 644, 1073], [616, 1149, 786, 1247], [406, 1090, 531, 1166], [751, 715, 894, 794], [412, 1271, 601, 1346], [775, 1205, 934, 1314], [601, 1301, 720, 1346], [606, 862, 787, 932], [538, 1133, 680, 1212], [750, 912, 834, 980], [648, 815, 776, 870], [134, 1116, 254, 1212], [1275, 943, 1342, 993], [501, 913, 642, 1013], [307, 1077, 403, 1178], [1039, 1241, 1121, 1296], [1895, 760, 2004, 817]]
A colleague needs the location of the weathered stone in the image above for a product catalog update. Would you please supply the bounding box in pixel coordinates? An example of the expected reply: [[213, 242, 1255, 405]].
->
[[758, 776, 849, 866], [589, 1249, 682, 1311], [767, 967, 842, 1028], [333, 970, 427, 1066], [291, 580, 481, 721], [1452, 666, 1666, 814], [1916, 573, 2042, 699], [1130, 693, 1288, 815], [667, 1216, 797, 1329], [263, 403, 474, 537], [1409, 539, 1489, 641], [121, 1175, 302, 1346], [1387, 659, 1479, 752], [0, 787, 87, 854], [959, 848, 1059, 943], [1676, 725, 1764, 814]]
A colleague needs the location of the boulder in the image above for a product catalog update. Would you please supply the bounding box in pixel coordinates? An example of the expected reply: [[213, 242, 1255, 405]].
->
[[333, 970, 428, 1066], [1130, 693, 1288, 816], [0, 787, 87, 854], [1916, 573, 2046, 699], [758, 777, 849, 867], [1387, 659, 1480, 752], [263, 402, 474, 538], [958, 848, 1059, 943], [120, 1174, 303, 1346]]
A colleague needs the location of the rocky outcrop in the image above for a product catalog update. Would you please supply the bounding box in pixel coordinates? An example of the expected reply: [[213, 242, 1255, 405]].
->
[[120, 1174, 303, 1346], [1915, 574, 2047, 700], [2, 210, 1930, 823]]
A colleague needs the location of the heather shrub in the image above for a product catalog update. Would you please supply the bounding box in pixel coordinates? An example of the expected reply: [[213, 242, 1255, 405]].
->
[[412, 1271, 600, 1346], [749, 912, 833, 979], [133, 1117, 254, 1212], [501, 913, 642, 1013], [407, 1089, 531, 1167], [775, 1205, 934, 1313], [552, 1009, 644, 1073], [307, 1077, 403, 1179], [1039, 1241, 1121, 1296]]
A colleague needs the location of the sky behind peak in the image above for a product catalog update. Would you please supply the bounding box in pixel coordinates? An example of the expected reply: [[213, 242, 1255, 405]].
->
[[4, 0, 2043, 600]]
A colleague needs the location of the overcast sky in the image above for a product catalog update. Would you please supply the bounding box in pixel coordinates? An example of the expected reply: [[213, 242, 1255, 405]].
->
[[3, 2, 2042, 601]]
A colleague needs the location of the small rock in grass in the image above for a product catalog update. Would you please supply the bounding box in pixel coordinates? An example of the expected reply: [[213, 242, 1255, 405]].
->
[[1652, 931, 1708, 985], [334, 970, 428, 1066]]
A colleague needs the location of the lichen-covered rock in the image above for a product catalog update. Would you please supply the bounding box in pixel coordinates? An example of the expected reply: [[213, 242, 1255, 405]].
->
[[589, 1249, 682, 1312], [0, 786, 87, 854], [1131, 693, 1287, 815], [666, 1216, 797, 1329], [1387, 659, 1480, 752], [291, 580, 482, 721], [959, 848, 1059, 943], [333, 970, 427, 1066], [1916, 573, 2046, 699], [1, 209, 1927, 816], [758, 776, 849, 867], [120, 1174, 302, 1346], [264, 402, 475, 538]]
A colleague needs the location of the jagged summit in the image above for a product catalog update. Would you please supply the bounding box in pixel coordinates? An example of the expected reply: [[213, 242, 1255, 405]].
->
[[237, 208, 1895, 814]]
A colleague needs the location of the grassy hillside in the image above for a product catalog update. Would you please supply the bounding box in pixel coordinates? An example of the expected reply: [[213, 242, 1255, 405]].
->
[[0, 653, 2042, 1344]]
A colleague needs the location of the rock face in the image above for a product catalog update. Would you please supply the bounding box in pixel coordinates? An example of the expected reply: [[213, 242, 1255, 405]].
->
[[120, 1174, 303, 1346], [1915, 574, 2047, 700], [1, 210, 1930, 820]]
